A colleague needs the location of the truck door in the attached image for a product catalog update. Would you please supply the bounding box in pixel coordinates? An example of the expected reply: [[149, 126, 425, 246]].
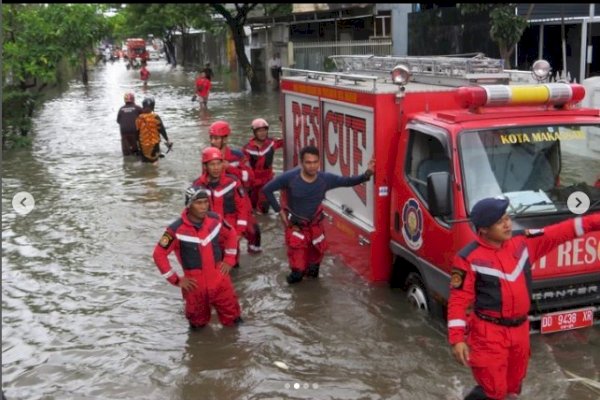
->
[[401, 123, 455, 285]]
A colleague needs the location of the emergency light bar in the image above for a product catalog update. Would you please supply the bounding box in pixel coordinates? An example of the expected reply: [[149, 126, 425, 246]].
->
[[456, 83, 585, 108]]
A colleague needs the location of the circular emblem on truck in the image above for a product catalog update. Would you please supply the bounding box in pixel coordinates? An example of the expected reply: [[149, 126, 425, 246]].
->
[[402, 198, 423, 250]]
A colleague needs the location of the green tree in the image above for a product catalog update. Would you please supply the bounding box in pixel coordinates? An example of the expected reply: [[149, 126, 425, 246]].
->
[[2, 4, 64, 147], [115, 4, 213, 67], [210, 4, 260, 91], [2, 4, 109, 147], [45, 4, 109, 84], [459, 3, 534, 69]]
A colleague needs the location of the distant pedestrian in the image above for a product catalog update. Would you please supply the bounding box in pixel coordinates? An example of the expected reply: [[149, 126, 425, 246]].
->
[[203, 62, 214, 81], [194, 71, 211, 109], [140, 61, 150, 87], [153, 186, 243, 328], [116, 92, 142, 156], [262, 145, 375, 284], [268, 52, 282, 90]]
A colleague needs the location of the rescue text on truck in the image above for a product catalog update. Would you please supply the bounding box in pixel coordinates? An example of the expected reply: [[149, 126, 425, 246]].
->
[[279, 54, 600, 334]]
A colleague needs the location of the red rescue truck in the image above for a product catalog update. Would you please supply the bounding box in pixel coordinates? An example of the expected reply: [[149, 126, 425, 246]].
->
[[126, 38, 148, 68], [279, 55, 600, 333]]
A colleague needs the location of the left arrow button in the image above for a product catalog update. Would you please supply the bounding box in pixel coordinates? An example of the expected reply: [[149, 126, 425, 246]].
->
[[12, 191, 35, 215]]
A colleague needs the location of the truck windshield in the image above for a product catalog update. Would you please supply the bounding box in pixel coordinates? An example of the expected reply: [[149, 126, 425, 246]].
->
[[459, 124, 600, 215]]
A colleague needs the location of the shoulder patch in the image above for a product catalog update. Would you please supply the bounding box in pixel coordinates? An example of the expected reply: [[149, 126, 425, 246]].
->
[[458, 241, 479, 259], [450, 268, 466, 289], [159, 231, 174, 249], [525, 228, 545, 238]]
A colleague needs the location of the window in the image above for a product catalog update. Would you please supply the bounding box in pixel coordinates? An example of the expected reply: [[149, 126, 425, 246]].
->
[[405, 130, 451, 204], [374, 11, 391, 38]]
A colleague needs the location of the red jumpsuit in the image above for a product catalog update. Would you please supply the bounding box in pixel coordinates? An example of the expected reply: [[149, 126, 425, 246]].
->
[[242, 137, 283, 213], [153, 210, 241, 327], [222, 146, 261, 253], [284, 205, 327, 274], [447, 214, 600, 400], [193, 172, 251, 264]]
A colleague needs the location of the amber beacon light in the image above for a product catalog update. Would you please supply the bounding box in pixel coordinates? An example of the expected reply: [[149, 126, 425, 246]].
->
[[455, 83, 586, 109]]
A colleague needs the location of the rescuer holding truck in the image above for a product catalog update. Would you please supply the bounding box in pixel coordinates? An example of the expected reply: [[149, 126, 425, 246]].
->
[[448, 196, 600, 400], [262, 145, 375, 284]]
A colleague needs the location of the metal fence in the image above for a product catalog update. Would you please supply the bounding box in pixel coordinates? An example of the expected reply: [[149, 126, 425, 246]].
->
[[292, 39, 393, 71]]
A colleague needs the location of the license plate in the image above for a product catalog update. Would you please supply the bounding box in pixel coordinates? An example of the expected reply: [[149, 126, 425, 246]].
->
[[540, 307, 594, 334]]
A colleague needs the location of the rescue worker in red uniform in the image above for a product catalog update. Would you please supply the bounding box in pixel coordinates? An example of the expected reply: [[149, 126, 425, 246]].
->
[[242, 118, 284, 214], [153, 186, 243, 328], [209, 120, 262, 254], [262, 145, 375, 284], [192, 147, 251, 267], [448, 196, 600, 400]]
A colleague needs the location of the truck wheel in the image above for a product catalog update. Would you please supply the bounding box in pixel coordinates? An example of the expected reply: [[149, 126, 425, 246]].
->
[[406, 272, 429, 313]]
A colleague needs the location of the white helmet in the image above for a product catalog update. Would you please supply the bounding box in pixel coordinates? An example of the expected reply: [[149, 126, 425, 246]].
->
[[251, 118, 269, 131]]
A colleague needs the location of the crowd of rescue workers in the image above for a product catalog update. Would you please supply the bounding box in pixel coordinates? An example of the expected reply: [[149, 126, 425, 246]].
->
[[115, 71, 600, 400]]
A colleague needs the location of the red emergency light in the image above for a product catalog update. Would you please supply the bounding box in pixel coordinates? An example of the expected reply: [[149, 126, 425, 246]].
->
[[456, 83, 586, 109]]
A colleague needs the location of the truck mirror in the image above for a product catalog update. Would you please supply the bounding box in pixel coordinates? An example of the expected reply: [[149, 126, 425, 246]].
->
[[427, 172, 452, 217]]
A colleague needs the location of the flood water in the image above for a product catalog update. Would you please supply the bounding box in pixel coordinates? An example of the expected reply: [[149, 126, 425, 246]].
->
[[2, 59, 599, 400]]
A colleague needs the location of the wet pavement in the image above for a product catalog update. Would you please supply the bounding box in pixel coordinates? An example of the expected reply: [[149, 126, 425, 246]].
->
[[2, 59, 599, 400]]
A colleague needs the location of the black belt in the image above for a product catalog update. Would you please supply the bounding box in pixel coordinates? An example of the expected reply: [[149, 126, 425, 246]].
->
[[475, 311, 528, 327], [287, 210, 323, 227]]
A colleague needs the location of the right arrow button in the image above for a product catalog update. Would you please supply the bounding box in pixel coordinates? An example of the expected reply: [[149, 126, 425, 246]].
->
[[567, 191, 590, 215]]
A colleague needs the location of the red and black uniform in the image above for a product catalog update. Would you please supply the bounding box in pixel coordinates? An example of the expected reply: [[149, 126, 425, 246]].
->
[[116, 103, 142, 155], [153, 210, 241, 327], [221, 146, 262, 253], [222, 146, 255, 190], [448, 214, 600, 400], [193, 172, 251, 263], [242, 137, 283, 212]]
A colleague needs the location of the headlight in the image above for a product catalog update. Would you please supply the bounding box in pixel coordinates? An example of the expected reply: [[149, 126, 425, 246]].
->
[[391, 64, 411, 86], [531, 59, 551, 82]]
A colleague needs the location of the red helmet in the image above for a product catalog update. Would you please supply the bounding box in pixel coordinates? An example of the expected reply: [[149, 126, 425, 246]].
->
[[202, 147, 223, 163], [209, 120, 231, 137], [251, 118, 269, 131], [124, 92, 135, 103]]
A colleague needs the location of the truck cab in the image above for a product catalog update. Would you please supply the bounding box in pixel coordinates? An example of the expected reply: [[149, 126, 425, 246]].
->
[[280, 55, 600, 334]]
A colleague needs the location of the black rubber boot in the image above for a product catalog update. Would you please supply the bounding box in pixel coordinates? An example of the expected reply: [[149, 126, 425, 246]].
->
[[306, 263, 320, 278], [189, 323, 206, 331], [233, 316, 244, 325], [464, 385, 490, 400], [286, 269, 304, 284]]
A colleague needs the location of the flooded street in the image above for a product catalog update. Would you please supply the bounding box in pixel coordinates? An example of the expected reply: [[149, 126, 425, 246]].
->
[[2, 59, 599, 400]]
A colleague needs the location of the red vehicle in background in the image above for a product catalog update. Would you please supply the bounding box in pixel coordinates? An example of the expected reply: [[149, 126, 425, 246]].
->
[[126, 38, 148, 69], [280, 54, 600, 334]]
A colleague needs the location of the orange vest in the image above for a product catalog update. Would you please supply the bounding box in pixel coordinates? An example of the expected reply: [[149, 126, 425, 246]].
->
[[136, 112, 160, 148]]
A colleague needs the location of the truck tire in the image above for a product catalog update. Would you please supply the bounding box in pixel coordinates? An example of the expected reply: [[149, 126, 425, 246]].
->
[[405, 272, 429, 313]]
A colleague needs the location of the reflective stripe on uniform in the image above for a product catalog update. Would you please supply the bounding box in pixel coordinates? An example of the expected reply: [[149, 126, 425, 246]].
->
[[245, 142, 274, 157], [212, 182, 236, 198], [162, 269, 175, 278], [242, 170, 249, 182], [471, 248, 528, 282], [237, 220, 248, 226], [574, 216, 584, 237], [176, 223, 221, 247], [448, 319, 467, 328], [229, 161, 240, 167], [292, 231, 305, 240], [312, 234, 325, 245], [225, 249, 237, 255]]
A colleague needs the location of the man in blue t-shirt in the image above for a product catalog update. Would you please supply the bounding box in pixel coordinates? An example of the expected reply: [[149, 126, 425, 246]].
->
[[262, 145, 375, 284]]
